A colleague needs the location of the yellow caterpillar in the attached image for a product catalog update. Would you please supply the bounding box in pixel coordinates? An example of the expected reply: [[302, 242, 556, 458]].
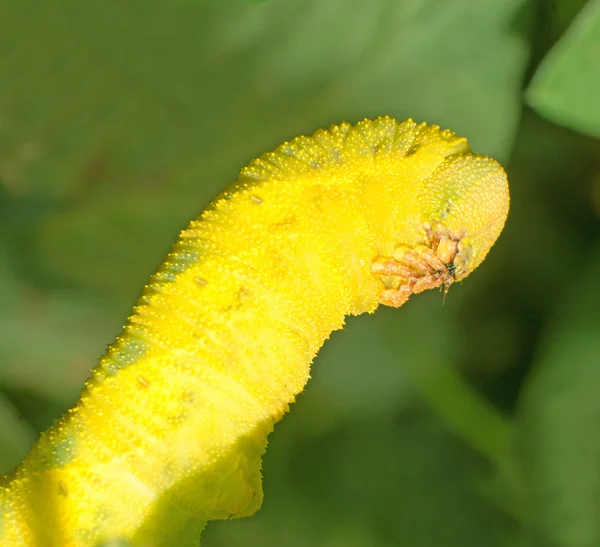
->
[[0, 117, 509, 546]]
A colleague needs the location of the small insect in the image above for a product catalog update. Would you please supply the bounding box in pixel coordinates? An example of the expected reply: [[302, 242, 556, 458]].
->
[[0, 117, 509, 546]]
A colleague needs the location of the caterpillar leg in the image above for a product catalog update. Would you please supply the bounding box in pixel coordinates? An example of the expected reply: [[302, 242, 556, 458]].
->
[[371, 242, 455, 308]]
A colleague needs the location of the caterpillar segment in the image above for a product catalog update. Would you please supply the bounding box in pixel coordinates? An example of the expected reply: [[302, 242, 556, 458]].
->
[[0, 117, 509, 546]]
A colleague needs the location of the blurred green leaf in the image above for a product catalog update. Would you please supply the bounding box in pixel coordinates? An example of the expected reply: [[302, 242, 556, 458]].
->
[[0, 242, 120, 411], [0, 392, 37, 473], [517, 244, 600, 547], [0, 0, 530, 307], [545, 0, 590, 37], [527, 0, 600, 138], [377, 301, 514, 467], [205, 410, 520, 547], [0, 1, 545, 545]]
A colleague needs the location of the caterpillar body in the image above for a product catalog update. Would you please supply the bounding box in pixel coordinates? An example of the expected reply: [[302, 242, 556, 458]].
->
[[0, 117, 509, 546]]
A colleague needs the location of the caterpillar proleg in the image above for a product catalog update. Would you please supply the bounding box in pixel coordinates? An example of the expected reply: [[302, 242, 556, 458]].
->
[[0, 117, 509, 546]]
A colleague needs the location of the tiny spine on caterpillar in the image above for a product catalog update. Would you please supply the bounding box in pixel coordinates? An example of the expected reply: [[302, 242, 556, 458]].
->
[[0, 117, 509, 547]]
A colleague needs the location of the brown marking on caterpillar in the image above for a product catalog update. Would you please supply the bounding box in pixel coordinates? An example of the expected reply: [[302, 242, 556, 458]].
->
[[250, 194, 263, 204], [136, 375, 151, 388], [405, 143, 421, 156], [58, 480, 68, 497], [270, 214, 298, 230], [166, 411, 189, 427], [194, 276, 208, 286], [181, 390, 195, 404]]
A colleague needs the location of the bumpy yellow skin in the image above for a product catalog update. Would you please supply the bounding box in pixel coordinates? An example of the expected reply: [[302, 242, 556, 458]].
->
[[0, 117, 509, 546]]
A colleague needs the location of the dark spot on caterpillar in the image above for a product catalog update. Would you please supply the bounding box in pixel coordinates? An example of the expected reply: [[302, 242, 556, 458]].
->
[[181, 390, 195, 404], [440, 200, 454, 220], [136, 375, 151, 388], [166, 411, 189, 426], [238, 287, 252, 302], [371, 139, 391, 155], [224, 286, 253, 311], [405, 143, 420, 156], [163, 390, 197, 426], [271, 214, 297, 230], [58, 480, 68, 497]]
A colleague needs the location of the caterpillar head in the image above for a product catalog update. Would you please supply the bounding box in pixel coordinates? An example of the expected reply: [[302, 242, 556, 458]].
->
[[370, 147, 509, 308], [419, 153, 510, 282]]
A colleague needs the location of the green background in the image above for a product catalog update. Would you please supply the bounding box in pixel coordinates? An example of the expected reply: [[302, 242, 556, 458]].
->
[[2, 0, 600, 545]]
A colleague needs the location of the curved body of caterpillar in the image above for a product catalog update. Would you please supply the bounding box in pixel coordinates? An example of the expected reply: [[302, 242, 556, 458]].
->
[[0, 117, 509, 546]]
